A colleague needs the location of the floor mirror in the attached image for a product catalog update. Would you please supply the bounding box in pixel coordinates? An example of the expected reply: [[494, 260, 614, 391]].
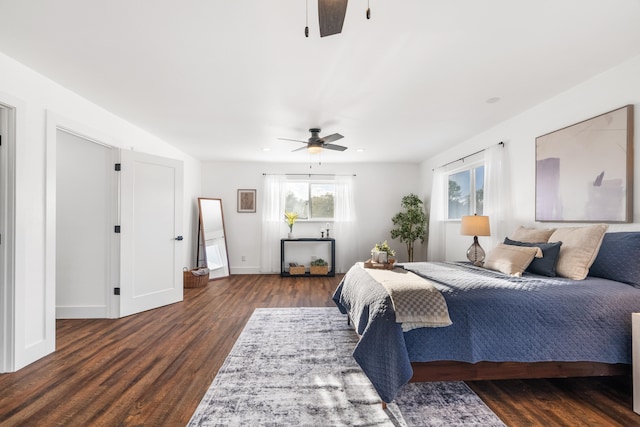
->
[[197, 197, 231, 280]]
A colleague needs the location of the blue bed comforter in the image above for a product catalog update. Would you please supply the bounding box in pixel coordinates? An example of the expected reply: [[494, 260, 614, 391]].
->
[[332, 261, 640, 403]]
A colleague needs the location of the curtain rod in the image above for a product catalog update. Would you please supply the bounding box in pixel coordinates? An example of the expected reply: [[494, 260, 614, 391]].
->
[[434, 141, 504, 171], [262, 173, 356, 177]]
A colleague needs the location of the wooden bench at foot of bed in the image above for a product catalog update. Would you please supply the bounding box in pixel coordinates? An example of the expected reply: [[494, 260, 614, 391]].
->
[[410, 361, 630, 382]]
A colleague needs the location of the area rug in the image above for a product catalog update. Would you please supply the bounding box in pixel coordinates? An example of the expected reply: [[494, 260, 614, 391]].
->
[[188, 307, 505, 426]]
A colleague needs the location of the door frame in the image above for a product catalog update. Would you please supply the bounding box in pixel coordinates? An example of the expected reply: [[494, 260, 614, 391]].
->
[[0, 99, 17, 373], [46, 112, 120, 320], [55, 128, 119, 318]]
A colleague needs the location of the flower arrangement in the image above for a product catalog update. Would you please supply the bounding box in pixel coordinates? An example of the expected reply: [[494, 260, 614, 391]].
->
[[372, 240, 395, 256], [284, 211, 299, 232], [371, 240, 395, 264]]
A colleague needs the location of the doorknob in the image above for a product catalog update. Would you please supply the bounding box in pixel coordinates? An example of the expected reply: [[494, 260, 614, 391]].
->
[[175, 236, 184, 241]]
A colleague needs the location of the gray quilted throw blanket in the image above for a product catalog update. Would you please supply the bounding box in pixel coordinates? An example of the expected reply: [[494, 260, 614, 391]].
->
[[363, 264, 452, 331]]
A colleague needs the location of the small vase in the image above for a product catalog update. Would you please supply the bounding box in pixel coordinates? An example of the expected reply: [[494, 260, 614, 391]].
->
[[378, 252, 388, 263], [288, 232, 295, 239]]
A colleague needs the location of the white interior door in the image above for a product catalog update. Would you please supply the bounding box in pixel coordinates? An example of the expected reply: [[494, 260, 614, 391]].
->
[[119, 150, 184, 317]]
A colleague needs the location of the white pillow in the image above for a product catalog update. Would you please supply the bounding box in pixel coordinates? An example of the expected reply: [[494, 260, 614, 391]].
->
[[484, 243, 542, 277], [509, 226, 556, 243], [549, 224, 608, 280]]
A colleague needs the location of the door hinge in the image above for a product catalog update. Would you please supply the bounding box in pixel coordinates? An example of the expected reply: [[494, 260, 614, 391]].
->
[[114, 163, 121, 171], [114, 287, 120, 295], [114, 225, 121, 233]]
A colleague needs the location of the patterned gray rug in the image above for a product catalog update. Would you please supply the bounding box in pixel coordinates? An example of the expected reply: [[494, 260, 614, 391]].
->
[[188, 307, 505, 426]]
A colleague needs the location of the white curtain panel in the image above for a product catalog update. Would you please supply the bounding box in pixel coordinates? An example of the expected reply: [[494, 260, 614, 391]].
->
[[333, 175, 358, 273], [483, 143, 509, 250], [427, 169, 446, 261], [260, 175, 286, 273]]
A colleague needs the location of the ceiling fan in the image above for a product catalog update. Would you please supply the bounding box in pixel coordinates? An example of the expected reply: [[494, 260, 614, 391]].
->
[[304, 0, 371, 38], [279, 128, 348, 154], [317, 0, 348, 37]]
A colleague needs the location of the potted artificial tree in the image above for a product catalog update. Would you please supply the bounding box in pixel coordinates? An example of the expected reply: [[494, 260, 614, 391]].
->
[[390, 193, 427, 262]]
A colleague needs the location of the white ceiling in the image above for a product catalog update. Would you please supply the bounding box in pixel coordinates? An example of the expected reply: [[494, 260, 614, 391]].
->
[[1, 0, 640, 163]]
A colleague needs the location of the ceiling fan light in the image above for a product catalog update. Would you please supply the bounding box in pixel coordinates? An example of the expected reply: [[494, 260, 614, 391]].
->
[[307, 145, 323, 154]]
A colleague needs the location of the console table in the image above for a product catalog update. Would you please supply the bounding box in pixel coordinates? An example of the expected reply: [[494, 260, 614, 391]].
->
[[280, 238, 336, 277]]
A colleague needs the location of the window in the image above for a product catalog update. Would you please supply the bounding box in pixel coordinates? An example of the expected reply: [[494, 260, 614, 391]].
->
[[284, 181, 335, 220], [447, 164, 484, 219]]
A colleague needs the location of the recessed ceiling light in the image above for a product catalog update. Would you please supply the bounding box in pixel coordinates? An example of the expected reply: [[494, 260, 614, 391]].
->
[[486, 97, 501, 104], [263, 148, 271, 152], [356, 148, 365, 153]]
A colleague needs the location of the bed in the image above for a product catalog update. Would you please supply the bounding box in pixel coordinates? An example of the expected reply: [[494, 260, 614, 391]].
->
[[332, 228, 640, 403]]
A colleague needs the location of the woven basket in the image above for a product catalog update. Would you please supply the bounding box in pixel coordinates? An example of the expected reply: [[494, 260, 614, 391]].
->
[[183, 267, 209, 288], [310, 265, 329, 275], [289, 266, 306, 275]]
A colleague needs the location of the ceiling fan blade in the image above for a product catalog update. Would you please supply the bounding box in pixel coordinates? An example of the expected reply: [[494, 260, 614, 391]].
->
[[323, 143, 348, 151], [319, 133, 344, 143], [278, 137, 308, 144], [292, 146, 309, 152], [318, 0, 348, 37]]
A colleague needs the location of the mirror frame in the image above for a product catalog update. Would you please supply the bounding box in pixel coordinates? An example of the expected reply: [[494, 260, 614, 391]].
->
[[197, 197, 231, 280]]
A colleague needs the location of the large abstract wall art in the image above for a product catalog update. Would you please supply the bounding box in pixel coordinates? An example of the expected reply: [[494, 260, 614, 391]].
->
[[536, 105, 634, 222]]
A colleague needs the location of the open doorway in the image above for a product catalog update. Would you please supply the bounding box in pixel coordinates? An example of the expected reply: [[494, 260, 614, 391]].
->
[[55, 129, 118, 319]]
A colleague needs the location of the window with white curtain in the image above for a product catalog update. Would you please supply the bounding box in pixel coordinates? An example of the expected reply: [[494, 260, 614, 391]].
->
[[447, 163, 485, 219], [283, 181, 335, 220], [260, 174, 357, 273], [429, 143, 507, 262]]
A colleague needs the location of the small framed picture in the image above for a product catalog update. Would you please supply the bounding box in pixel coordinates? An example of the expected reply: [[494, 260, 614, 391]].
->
[[237, 189, 257, 213]]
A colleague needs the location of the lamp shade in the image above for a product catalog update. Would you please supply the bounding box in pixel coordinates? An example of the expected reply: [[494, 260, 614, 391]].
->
[[460, 215, 491, 236]]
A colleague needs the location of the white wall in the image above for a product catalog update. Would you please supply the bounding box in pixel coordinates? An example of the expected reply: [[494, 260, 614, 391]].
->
[[0, 51, 201, 370], [201, 161, 424, 273], [420, 54, 640, 261]]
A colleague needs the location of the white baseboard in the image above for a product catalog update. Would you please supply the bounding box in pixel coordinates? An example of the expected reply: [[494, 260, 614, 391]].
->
[[229, 266, 344, 275], [229, 266, 263, 274], [56, 305, 108, 319]]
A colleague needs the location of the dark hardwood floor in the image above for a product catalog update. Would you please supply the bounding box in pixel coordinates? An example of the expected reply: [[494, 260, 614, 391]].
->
[[0, 274, 638, 426]]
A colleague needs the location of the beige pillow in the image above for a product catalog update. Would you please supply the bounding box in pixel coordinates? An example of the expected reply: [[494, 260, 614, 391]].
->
[[484, 244, 542, 277], [509, 226, 556, 243], [549, 224, 608, 280]]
